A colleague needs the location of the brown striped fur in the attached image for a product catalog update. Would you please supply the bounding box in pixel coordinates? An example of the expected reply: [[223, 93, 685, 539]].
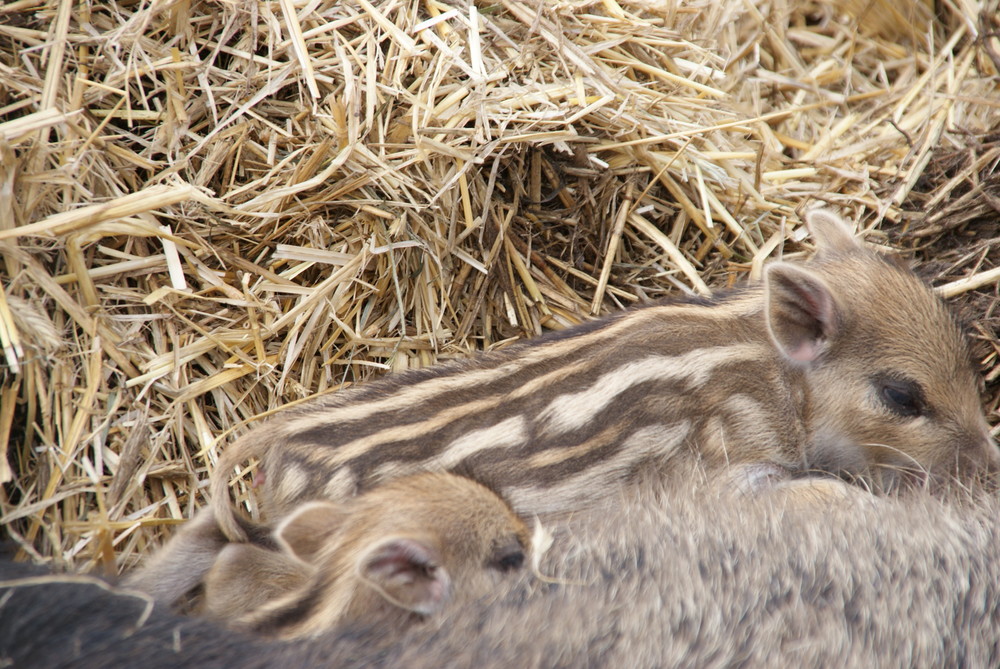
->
[[211, 210, 998, 541], [160, 473, 529, 639]]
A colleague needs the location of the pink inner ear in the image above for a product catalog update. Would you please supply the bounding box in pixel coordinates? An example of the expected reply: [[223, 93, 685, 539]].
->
[[787, 340, 822, 363], [804, 286, 834, 329], [765, 263, 839, 365], [366, 539, 434, 581], [362, 538, 450, 614], [792, 282, 834, 361]]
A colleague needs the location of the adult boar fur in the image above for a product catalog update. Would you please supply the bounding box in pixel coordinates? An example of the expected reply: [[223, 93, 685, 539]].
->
[[5, 483, 1000, 668], [380, 482, 1000, 668]]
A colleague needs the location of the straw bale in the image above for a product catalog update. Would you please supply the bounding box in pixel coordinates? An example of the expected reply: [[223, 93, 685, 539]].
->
[[0, 0, 997, 574]]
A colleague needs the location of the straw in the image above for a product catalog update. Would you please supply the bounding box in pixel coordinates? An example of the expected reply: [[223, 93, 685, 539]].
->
[[0, 0, 996, 572]]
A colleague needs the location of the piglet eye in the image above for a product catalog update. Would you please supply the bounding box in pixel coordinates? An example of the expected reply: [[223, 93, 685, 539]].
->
[[876, 376, 925, 418], [491, 546, 525, 572]]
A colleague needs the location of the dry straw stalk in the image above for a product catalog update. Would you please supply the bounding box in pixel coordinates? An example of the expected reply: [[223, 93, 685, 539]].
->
[[0, 0, 998, 573]]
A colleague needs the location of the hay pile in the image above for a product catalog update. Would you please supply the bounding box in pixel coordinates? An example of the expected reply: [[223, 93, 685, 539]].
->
[[1, 0, 998, 574]]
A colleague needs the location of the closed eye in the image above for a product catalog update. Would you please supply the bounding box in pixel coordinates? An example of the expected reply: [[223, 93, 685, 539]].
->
[[874, 375, 925, 418], [491, 546, 525, 572]]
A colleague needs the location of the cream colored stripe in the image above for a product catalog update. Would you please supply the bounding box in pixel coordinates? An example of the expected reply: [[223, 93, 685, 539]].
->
[[538, 344, 762, 437], [281, 293, 761, 433], [306, 338, 762, 471], [504, 421, 692, 515], [431, 415, 528, 469], [304, 356, 594, 469], [525, 424, 624, 469], [274, 464, 310, 508], [321, 467, 358, 503]]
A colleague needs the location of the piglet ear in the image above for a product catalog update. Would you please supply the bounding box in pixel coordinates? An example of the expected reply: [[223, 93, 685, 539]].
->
[[275, 501, 348, 564], [805, 208, 859, 255], [357, 537, 451, 615], [765, 262, 840, 364]]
